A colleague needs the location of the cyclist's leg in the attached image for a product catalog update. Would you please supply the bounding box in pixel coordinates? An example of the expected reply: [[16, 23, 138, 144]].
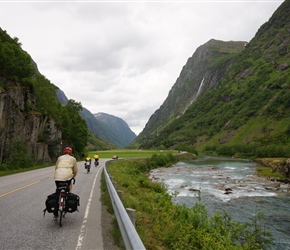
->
[[53, 181, 60, 220], [69, 181, 73, 192], [65, 179, 72, 192]]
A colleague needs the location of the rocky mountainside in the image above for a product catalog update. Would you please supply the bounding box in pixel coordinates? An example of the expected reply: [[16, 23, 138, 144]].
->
[[0, 77, 61, 163], [0, 28, 64, 164], [131, 0, 290, 157], [57, 89, 136, 148]]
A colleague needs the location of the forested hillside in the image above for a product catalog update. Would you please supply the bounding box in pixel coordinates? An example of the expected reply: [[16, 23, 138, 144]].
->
[[131, 0, 290, 157], [0, 28, 88, 166], [93, 112, 136, 148]]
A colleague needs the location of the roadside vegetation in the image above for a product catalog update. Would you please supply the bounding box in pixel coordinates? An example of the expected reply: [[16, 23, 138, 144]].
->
[[103, 153, 273, 250], [0, 141, 50, 176], [0, 149, 178, 177], [86, 149, 178, 159]]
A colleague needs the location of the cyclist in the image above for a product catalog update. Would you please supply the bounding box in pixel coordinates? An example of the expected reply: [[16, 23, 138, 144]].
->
[[53, 147, 78, 220], [93, 153, 99, 166], [84, 156, 91, 172]]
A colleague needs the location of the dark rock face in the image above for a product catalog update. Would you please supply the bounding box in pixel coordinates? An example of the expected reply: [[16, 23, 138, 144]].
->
[[0, 79, 61, 164]]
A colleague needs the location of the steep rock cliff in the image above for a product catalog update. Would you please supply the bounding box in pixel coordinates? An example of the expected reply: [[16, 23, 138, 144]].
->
[[0, 77, 62, 163]]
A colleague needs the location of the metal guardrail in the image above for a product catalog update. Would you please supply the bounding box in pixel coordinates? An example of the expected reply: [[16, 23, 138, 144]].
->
[[104, 164, 146, 250]]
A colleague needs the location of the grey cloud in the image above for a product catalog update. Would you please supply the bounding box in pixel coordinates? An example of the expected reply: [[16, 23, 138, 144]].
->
[[0, 1, 282, 135]]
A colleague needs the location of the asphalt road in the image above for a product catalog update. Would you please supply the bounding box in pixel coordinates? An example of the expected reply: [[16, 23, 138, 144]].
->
[[0, 159, 109, 250]]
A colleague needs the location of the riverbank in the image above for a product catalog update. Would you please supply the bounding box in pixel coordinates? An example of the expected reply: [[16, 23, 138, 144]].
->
[[254, 157, 290, 183], [106, 155, 275, 249], [150, 155, 290, 249]]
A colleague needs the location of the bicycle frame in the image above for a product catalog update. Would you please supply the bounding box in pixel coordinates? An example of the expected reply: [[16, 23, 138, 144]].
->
[[59, 190, 66, 212]]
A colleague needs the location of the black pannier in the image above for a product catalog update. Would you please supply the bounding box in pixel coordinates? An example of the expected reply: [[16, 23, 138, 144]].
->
[[65, 193, 80, 213], [45, 193, 59, 213]]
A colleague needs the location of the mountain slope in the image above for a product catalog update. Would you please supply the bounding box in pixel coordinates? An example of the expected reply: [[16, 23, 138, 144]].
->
[[57, 89, 136, 148], [56, 89, 115, 149], [139, 39, 246, 136], [131, 0, 290, 157], [94, 112, 137, 148]]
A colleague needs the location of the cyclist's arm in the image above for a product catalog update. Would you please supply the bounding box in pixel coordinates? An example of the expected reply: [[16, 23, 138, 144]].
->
[[55, 158, 60, 170], [72, 159, 78, 177]]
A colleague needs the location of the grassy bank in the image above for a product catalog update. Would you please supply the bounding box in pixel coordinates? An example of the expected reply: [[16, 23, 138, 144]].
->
[[87, 149, 178, 159], [255, 157, 289, 182], [105, 154, 273, 250]]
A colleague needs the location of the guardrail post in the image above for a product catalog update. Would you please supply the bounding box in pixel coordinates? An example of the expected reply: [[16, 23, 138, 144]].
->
[[117, 190, 123, 202], [126, 208, 136, 227]]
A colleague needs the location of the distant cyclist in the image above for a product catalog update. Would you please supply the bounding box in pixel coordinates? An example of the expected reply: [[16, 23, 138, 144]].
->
[[53, 147, 78, 220], [84, 156, 91, 172], [93, 153, 99, 166]]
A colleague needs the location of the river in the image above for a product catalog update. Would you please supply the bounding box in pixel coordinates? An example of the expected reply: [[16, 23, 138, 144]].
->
[[149, 154, 290, 250]]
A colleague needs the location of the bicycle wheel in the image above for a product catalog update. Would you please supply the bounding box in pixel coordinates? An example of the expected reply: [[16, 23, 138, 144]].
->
[[59, 211, 63, 227], [59, 196, 65, 227]]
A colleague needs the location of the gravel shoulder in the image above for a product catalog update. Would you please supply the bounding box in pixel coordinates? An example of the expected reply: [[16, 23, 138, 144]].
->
[[101, 204, 120, 250]]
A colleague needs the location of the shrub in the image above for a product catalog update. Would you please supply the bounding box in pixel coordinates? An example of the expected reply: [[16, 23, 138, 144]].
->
[[5, 141, 33, 169]]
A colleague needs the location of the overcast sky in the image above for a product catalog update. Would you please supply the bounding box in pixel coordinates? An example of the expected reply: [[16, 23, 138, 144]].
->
[[0, 1, 283, 135]]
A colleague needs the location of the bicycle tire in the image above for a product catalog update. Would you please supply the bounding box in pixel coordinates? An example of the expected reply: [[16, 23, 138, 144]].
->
[[59, 211, 63, 227], [59, 194, 65, 227]]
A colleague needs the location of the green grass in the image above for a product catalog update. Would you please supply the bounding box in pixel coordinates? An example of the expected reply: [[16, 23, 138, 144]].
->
[[87, 149, 178, 159], [0, 163, 52, 177], [0, 150, 178, 177], [257, 167, 286, 181], [255, 157, 288, 181]]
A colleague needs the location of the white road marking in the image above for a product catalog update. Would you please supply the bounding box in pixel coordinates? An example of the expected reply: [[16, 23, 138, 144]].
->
[[76, 166, 103, 250]]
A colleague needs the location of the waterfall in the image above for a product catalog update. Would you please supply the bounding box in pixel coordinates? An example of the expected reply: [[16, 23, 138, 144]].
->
[[196, 77, 205, 97], [182, 77, 205, 114]]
